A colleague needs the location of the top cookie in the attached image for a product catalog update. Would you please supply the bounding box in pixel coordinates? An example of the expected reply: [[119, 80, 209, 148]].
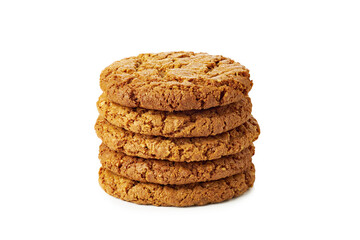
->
[[100, 52, 252, 111]]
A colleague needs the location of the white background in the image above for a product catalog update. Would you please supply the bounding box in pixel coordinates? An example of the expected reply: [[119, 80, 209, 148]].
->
[[1, 0, 359, 239]]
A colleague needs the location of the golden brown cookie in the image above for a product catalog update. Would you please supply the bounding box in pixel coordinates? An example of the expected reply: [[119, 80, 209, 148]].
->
[[99, 143, 255, 185], [97, 93, 252, 138], [95, 116, 260, 162], [98, 164, 255, 207], [100, 52, 252, 111]]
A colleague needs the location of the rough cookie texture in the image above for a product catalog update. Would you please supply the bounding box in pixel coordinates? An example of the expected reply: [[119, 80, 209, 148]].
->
[[95, 116, 260, 162], [100, 52, 252, 111], [97, 93, 252, 138], [99, 164, 255, 207], [99, 143, 254, 185]]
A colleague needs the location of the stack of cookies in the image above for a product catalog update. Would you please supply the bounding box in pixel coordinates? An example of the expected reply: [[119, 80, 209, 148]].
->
[[95, 52, 260, 207]]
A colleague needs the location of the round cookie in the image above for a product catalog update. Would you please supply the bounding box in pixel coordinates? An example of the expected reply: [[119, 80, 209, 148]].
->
[[99, 143, 255, 185], [97, 93, 252, 138], [95, 116, 260, 162], [100, 52, 252, 111], [98, 164, 255, 207]]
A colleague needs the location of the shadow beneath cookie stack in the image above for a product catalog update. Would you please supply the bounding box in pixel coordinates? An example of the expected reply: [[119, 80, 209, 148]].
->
[[95, 52, 260, 207]]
